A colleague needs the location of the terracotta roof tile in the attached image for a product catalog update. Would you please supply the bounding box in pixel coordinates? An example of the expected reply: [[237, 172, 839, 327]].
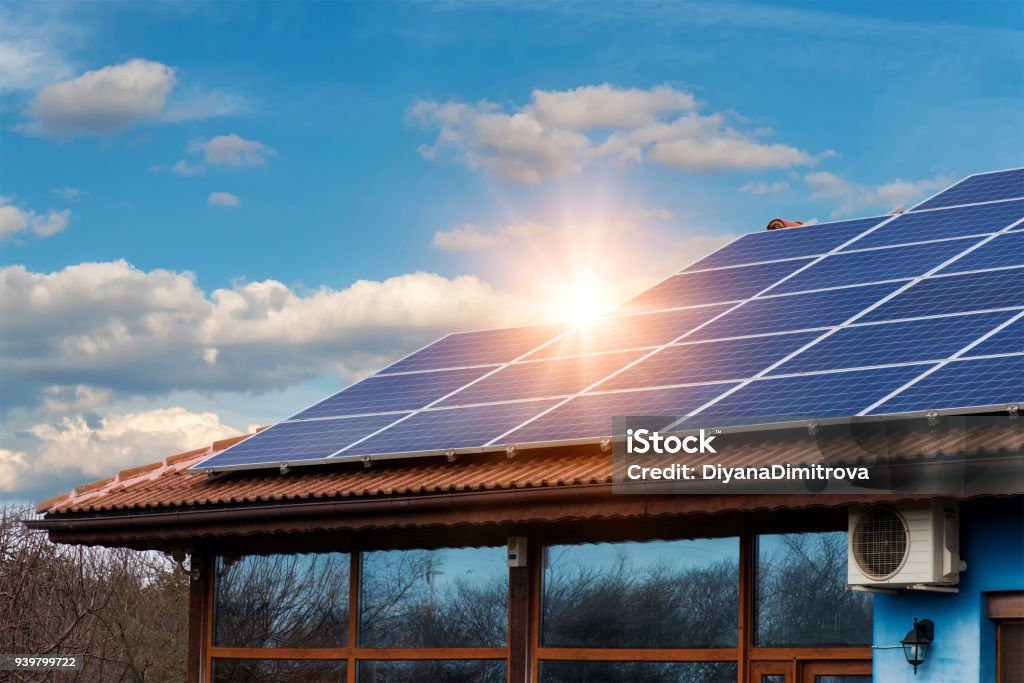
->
[[37, 420, 1023, 516]]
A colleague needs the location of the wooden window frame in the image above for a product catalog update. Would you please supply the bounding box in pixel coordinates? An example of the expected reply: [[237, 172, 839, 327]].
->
[[194, 528, 872, 682]]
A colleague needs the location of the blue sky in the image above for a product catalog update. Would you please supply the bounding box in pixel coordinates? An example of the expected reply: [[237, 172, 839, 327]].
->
[[1, 0, 1022, 502]]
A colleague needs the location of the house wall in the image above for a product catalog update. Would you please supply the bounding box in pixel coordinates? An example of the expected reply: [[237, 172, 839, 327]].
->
[[872, 497, 1024, 682]]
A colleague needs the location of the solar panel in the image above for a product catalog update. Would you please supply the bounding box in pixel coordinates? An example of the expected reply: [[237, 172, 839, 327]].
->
[[683, 216, 884, 271], [598, 331, 820, 391], [866, 355, 1024, 414], [771, 237, 980, 295], [771, 311, 1017, 375], [620, 258, 813, 311], [967, 315, 1024, 357], [849, 199, 1023, 250], [194, 169, 1024, 473], [914, 169, 1024, 211]]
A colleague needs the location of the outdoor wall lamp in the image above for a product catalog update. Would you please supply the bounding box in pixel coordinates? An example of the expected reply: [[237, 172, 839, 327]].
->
[[901, 618, 934, 675]]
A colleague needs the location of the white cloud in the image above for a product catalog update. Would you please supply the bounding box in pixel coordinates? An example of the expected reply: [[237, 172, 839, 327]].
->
[[208, 192, 241, 207], [739, 180, 790, 195], [26, 407, 241, 482], [433, 221, 545, 251], [28, 59, 176, 136], [805, 171, 952, 217], [0, 196, 70, 241], [42, 385, 113, 415], [0, 3, 80, 94], [411, 84, 815, 182], [0, 260, 535, 409], [531, 83, 697, 130], [171, 160, 204, 176], [0, 449, 30, 492], [188, 134, 275, 166]]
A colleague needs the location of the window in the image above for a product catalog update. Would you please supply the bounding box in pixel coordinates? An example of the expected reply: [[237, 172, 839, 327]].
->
[[212, 659, 345, 683], [542, 537, 739, 648], [214, 553, 349, 648], [359, 546, 507, 648], [356, 660, 506, 682], [998, 623, 1023, 682], [539, 661, 738, 682], [755, 532, 873, 647]]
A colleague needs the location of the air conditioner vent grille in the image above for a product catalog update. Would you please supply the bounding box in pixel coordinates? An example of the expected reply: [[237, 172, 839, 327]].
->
[[852, 507, 908, 579]]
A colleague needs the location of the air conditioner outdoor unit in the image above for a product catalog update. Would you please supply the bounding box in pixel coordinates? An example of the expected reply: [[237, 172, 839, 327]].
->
[[848, 502, 961, 589]]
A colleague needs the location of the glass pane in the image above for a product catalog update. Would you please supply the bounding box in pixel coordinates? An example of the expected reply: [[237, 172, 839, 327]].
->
[[755, 532, 872, 647], [542, 538, 739, 648], [359, 546, 507, 647], [214, 553, 349, 648], [762, 676, 786, 683], [540, 661, 738, 683], [816, 677, 871, 683], [357, 660, 506, 683], [213, 659, 345, 683]]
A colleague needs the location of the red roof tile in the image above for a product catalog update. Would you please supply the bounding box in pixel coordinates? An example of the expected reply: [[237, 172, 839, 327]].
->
[[37, 420, 1024, 516]]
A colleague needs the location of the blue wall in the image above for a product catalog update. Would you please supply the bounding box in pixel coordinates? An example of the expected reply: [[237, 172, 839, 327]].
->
[[872, 498, 1024, 682]]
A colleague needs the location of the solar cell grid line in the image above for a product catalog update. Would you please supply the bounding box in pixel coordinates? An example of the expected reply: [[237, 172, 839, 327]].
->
[[861, 266, 1024, 323], [661, 221, 1021, 431], [936, 231, 1024, 275], [501, 383, 737, 445], [194, 413, 403, 470], [337, 398, 563, 458], [848, 199, 1024, 251], [865, 354, 1024, 416], [525, 304, 732, 360], [595, 330, 820, 392], [288, 365, 494, 420], [377, 322, 567, 374], [619, 257, 815, 312], [484, 209, 911, 448], [859, 309, 1024, 416], [770, 237, 980, 295], [680, 216, 885, 272], [768, 310, 1018, 376], [965, 312, 1024, 357], [434, 349, 647, 407], [913, 168, 1024, 211]]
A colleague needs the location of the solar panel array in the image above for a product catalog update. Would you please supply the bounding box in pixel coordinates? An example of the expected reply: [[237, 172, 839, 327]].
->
[[196, 169, 1024, 472]]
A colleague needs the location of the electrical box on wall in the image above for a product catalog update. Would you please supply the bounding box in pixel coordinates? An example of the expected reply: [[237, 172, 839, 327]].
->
[[507, 537, 527, 567]]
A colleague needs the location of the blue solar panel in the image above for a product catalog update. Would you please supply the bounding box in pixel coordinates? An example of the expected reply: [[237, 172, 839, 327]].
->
[[915, 169, 1024, 211], [436, 350, 644, 406], [290, 366, 492, 419], [772, 238, 977, 295], [503, 384, 736, 444], [967, 316, 1024, 357], [868, 355, 1024, 414], [694, 365, 931, 423], [683, 217, 884, 271], [527, 305, 730, 360], [340, 399, 561, 457], [861, 267, 1024, 323], [598, 331, 819, 391], [850, 200, 1024, 251], [202, 414, 401, 469], [621, 258, 813, 312], [937, 232, 1024, 275], [379, 324, 565, 374], [689, 282, 901, 341], [771, 311, 1015, 375]]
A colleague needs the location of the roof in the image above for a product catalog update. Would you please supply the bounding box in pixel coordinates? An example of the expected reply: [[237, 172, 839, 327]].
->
[[37, 419, 1024, 516]]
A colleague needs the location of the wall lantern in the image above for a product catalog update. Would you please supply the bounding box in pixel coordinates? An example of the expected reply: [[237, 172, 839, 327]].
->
[[901, 618, 934, 675]]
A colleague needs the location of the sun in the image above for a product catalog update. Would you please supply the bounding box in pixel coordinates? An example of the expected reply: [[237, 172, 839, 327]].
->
[[558, 282, 606, 326]]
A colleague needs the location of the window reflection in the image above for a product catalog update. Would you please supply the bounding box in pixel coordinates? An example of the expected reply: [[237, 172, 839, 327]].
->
[[359, 546, 507, 648], [542, 538, 739, 648], [755, 532, 872, 647], [212, 658, 345, 683], [357, 660, 506, 683], [214, 553, 349, 648], [539, 661, 738, 683]]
